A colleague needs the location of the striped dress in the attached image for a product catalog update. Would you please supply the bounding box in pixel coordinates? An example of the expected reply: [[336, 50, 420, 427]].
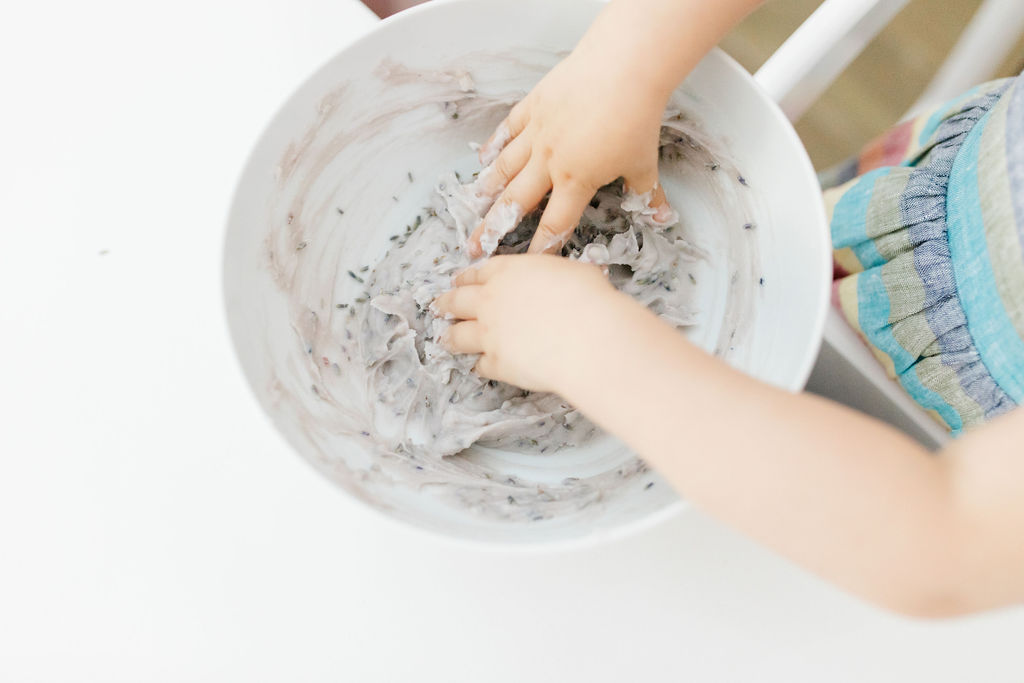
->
[[820, 76, 1024, 435]]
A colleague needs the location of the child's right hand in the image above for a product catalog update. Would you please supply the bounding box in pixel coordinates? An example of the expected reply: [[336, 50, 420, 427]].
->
[[466, 10, 676, 258]]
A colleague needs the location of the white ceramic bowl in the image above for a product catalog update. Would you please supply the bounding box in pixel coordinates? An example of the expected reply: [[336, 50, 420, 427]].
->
[[223, 0, 830, 545]]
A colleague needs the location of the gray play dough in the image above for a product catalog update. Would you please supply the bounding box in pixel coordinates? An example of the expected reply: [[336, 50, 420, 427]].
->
[[340, 160, 704, 461]]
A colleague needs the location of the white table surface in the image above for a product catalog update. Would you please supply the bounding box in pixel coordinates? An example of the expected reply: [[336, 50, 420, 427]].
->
[[2, 1, 1023, 681]]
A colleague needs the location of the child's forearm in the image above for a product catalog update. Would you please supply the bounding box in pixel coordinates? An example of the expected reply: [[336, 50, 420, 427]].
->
[[555, 290, 1024, 616], [576, 0, 764, 100]]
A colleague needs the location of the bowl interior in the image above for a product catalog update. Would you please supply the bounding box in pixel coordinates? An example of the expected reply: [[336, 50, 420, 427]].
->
[[223, 0, 830, 545]]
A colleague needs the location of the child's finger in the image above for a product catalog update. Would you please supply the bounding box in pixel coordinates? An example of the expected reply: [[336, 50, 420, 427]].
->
[[624, 171, 677, 224], [468, 161, 551, 258], [475, 134, 531, 198], [479, 100, 530, 165], [454, 258, 505, 287], [473, 353, 500, 381], [443, 320, 485, 355], [647, 182, 676, 224], [526, 184, 593, 254], [432, 285, 484, 321], [655, 188, 676, 223]]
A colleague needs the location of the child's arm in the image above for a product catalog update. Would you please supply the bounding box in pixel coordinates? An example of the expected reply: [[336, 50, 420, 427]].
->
[[466, 0, 763, 258], [436, 255, 1024, 618]]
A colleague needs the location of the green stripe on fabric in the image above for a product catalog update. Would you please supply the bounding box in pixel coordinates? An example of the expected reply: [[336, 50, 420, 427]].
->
[[881, 252, 927, 325], [912, 356, 986, 428], [865, 168, 913, 241]]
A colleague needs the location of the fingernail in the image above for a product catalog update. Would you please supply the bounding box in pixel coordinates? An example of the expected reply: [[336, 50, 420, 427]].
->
[[654, 204, 673, 222], [473, 164, 504, 198], [539, 234, 563, 254], [653, 203, 679, 225], [429, 298, 455, 320], [479, 121, 511, 166]]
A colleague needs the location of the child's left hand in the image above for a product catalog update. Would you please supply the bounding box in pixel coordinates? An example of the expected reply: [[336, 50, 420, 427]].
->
[[433, 254, 621, 394]]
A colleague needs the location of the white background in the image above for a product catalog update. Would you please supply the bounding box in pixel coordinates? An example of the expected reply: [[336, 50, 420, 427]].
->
[[2, 0, 1023, 680]]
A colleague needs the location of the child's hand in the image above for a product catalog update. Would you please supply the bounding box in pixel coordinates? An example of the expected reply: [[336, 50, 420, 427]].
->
[[466, 35, 675, 258], [433, 254, 619, 393], [461, 0, 764, 257]]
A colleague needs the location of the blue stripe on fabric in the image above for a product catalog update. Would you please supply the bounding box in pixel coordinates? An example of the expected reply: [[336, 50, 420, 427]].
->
[[856, 266, 964, 430], [947, 107, 1024, 403], [918, 84, 984, 147], [831, 168, 890, 269]]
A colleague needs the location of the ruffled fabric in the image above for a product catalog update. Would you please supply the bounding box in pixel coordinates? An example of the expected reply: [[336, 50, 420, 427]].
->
[[824, 77, 1023, 434]]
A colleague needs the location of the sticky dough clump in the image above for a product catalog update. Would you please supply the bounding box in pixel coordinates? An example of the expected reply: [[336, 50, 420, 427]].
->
[[343, 151, 705, 461]]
